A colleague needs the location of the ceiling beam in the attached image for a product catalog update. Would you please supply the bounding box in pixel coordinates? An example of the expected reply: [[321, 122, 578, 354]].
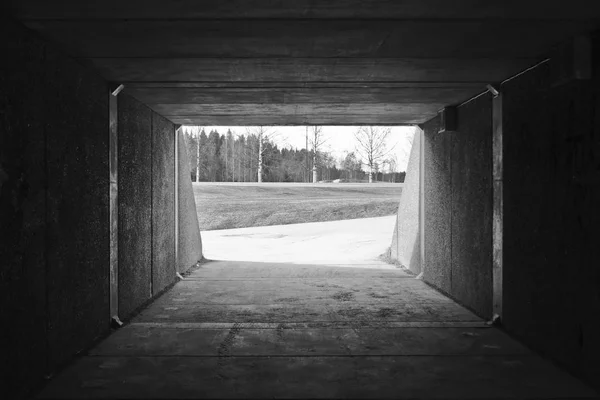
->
[[148, 103, 444, 118], [123, 82, 490, 89], [10, 0, 600, 20], [126, 87, 480, 105], [167, 116, 427, 126], [86, 57, 540, 84], [25, 20, 594, 58]]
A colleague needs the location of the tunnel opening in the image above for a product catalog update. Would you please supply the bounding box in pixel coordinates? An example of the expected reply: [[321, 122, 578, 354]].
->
[[3, 2, 600, 398], [179, 125, 415, 269]]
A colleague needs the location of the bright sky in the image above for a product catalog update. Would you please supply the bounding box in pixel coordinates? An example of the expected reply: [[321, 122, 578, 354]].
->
[[190, 126, 416, 172]]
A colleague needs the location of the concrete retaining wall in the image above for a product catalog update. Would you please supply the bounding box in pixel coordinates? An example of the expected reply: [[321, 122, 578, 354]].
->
[[422, 45, 600, 389], [390, 130, 421, 274], [0, 20, 183, 398], [152, 113, 176, 294], [0, 19, 110, 398], [422, 94, 493, 319], [118, 95, 153, 318], [178, 131, 203, 272], [118, 94, 177, 318], [501, 47, 600, 388], [422, 116, 452, 292]]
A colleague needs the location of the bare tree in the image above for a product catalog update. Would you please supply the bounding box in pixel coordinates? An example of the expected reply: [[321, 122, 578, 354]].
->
[[354, 126, 395, 183], [184, 126, 204, 182], [310, 126, 328, 183], [305, 127, 309, 182], [246, 126, 280, 183], [228, 130, 235, 182]]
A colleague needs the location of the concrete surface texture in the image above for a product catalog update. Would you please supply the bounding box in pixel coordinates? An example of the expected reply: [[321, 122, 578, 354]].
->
[[422, 94, 494, 319], [118, 94, 154, 318], [0, 18, 110, 398], [9, 1, 600, 125], [423, 116, 452, 293], [449, 96, 493, 319], [151, 113, 176, 294], [177, 131, 203, 273], [202, 216, 396, 267], [501, 51, 600, 388], [118, 94, 179, 320], [390, 131, 421, 273], [37, 220, 598, 398]]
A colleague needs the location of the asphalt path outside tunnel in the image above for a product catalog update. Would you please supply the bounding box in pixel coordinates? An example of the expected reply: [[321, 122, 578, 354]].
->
[[201, 216, 398, 267]]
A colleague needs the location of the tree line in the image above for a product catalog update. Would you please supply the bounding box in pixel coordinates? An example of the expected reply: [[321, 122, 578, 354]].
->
[[182, 126, 406, 183]]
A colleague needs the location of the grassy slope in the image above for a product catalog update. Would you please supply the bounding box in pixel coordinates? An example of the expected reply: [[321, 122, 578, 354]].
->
[[193, 182, 403, 231]]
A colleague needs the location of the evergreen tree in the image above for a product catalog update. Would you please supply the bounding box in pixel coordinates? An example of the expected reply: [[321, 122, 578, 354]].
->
[[181, 126, 403, 184]]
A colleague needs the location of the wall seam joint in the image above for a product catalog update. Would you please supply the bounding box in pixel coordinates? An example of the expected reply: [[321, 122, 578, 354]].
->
[[150, 113, 154, 297], [43, 108, 50, 377]]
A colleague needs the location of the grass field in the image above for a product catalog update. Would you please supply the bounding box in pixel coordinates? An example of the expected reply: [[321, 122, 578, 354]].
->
[[193, 182, 403, 231]]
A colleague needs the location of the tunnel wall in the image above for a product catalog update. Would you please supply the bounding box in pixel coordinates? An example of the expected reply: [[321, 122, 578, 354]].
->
[[118, 94, 177, 319], [118, 95, 153, 318], [152, 113, 177, 292], [178, 131, 203, 272], [0, 19, 110, 398], [501, 47, 600, 387], [422, 94, 494, 318], [390, 130, 421, 274]]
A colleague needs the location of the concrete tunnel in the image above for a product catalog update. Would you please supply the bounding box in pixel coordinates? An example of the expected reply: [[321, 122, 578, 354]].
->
[[1, 1, 599, 398]]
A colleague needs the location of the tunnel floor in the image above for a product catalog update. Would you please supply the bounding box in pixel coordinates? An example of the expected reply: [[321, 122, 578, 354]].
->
[[38, 260, 596, 398]]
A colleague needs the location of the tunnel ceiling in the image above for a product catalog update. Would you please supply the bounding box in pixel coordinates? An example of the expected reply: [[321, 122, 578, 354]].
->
[[8, 0, 600, 125]]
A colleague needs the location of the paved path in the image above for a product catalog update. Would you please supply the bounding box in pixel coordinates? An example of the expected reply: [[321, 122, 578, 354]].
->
[[202, 216, 397, 267], [38, 219, 598, 399]]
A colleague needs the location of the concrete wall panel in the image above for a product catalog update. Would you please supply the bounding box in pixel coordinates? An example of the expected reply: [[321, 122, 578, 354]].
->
[[422, 48, 600, 389], [178, 132, 203, 272], [119, 95, 180, 316], [0, 19, 110, 397], [450, 96, 493, 318], [502, 55, 600, 388], [0, 19, 49, 398], [44, 40, 110, 370], [391, 130, 421, 274], [2, 17, 202, 399], [151, 113, 176, 294], [118, 95, 152, 318], [422, 94, 493, 318], [423, 117, 452, 293]]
